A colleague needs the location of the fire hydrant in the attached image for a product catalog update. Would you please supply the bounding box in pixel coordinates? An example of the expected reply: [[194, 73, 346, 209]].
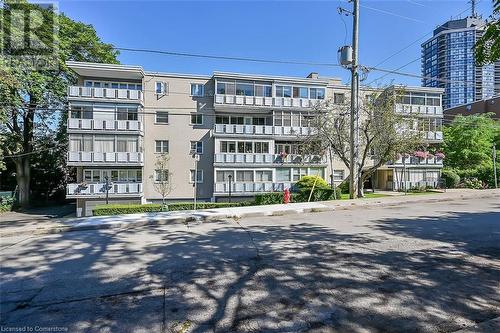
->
[[283, 188, 291, 204]]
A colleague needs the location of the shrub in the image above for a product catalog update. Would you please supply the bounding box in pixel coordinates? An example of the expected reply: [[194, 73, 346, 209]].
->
[[462, 177, 483, 189], [295, 176, 329, 190], [93, 204, 162, 216], [255, 192, 283, 205], [166, 202, 247, 211], [294, 187, 342, 202], [441, 169, 460, 188], [338, 180, 350, 194], [0, 195, 15, 213], [93, 202, 253, 215]]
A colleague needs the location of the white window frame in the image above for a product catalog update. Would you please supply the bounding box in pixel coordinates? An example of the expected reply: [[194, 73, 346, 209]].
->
[[190, 141, 203, 154], [155, 111, 169, 124], [190, 113, 204, 125], [190, 83, 204, 97], [154, 169, 169, 183], [156, 81, 168, 95], [155, 140, 169, 154], [189, 169, 204, 183]]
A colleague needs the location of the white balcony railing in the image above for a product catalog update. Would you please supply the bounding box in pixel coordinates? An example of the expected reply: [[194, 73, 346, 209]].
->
[[68, 86, 143, 102], [214, 153, 326, 165], [424, 131, 443, 141], [68, 119, 143, 132], [388, 156, 444, 166], [67, 152, 143, 164], [215, 94, 321, 109], [214, 124, 316, 136], [214, 182, 294, 194], [395, 104, 443, 116], [67, 182, 143, 196]]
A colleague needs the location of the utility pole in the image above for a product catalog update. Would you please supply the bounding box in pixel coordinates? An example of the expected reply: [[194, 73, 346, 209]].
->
[[349, 0, 360, 199], [494, 144, 498, 189], [104, 176, 111, 205], [192, 153, 199, 210]]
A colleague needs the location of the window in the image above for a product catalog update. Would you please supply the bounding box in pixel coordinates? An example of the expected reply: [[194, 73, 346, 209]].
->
[[216, 115, 230, 124], [276, 85, 292, 98], [236, 82, 254, 96], [190, 141, 203, 154], [255, 170, 272, 182], [155, 140, 169, 153], [292, 168, 307, 181], [154, 169, 169, 182], [156, 81, 167, 94], [276, 168, 291, 181], [117, 107, 138, 121], [255, 84, 272, 97], [334, 93, 345, 104], [236, 170, 254, 182], [94, 136, 114, 152], [190, 83, 204, 97], [117, 137, 138, 152], [190, 113, 203, 125], [155, 111, 169, 124], [70, 105, 93, 119], [293, 87, 309, 99], [190, 169, 203, 183], [216, 170, 234, 182], [310, 88, 325, 99], [254, 142, 269, 153], [309, 168, 324, 178], [217, 81, 235, 95]]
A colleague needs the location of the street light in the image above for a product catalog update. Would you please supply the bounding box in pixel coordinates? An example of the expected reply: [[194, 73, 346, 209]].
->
[[104, 176, 113, 205], [228, 174, 232, 203], [192, 151, 200, 210]]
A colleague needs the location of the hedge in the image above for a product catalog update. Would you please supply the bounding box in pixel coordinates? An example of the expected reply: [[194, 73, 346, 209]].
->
[[255, 186, 342, 205], [293, 187, 342, 202], [92, 202, 252, 216], [441, 169, 460, 188], [166, 202, 250, 211], [93, 203, 162, 216]]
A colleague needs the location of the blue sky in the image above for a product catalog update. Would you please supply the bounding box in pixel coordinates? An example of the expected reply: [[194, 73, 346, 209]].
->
[[58, 0, 493, 86]]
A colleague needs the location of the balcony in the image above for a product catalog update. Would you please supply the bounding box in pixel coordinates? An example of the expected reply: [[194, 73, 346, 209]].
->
[[395, 104, 443, 116], [424, 131, 443, 141], [68, 86, 143, 103], [214, 124, 316, 136], [214, 182, 294, 194], [67, 182, 143, 198], [67, 152, 143, 165], [68, 119, 143, 132], [214, 153, 326, 165], [387, 156, 444, 167], [214, 94, 321, 109]]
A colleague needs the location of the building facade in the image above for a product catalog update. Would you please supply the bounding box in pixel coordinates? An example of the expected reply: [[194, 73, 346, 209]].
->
[[66, 62, 444, 216], [422, 16, 499, 109]]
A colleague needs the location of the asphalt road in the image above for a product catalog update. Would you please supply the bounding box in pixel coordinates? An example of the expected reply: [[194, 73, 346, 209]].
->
[[1, 196, 499, 333]]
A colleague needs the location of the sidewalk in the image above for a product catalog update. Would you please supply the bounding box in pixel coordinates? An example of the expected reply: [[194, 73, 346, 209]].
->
[[0, 201, 333, 237], [1, 189, 498, 237]]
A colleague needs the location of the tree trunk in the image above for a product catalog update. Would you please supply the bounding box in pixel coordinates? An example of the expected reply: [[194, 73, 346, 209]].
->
[[357, 178, 365, 198], [15, 156, 31, 208]]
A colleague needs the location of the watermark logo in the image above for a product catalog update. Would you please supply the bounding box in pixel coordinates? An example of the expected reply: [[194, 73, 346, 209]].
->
[[1, 1, 59, 70]]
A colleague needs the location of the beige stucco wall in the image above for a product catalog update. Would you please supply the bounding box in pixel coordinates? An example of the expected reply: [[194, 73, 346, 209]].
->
[[141, 74, 215, 201]]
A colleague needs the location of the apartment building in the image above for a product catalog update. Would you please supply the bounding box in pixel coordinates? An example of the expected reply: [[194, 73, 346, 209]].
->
[[66, 62, 444, 216], [421, 16, 500, 109]]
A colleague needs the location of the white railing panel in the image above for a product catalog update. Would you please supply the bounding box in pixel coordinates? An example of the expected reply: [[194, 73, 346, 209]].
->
[[104, 152, 116, 162], [235, 125, 244, 134], [117, 152, 128, 162], [215, 95, 224, 104], [244, 125, 253, 134], [69, 86, 80, 97], [215, 124, 224, 133], [244, 96, 254, 105], [225, 95, 235, 104], [129, 90, 139, 100], [104, 121, 115, 130], [81, 87, 92, 97], [68, 118, 79, 129], [94, 119, 104, 130], [117, 121, 127, 130], [68, 152, 79, 162], [235, 96, 244, 105], [94, 88, 104, 98], [264, 97, 273, 106], [93, 152, 104, 162], [117, 89, 128, 99], [81, 152, 92, 162], [104, 88, 116, 98], [255, 97, 263, 105], [128, 121, 140, 131]]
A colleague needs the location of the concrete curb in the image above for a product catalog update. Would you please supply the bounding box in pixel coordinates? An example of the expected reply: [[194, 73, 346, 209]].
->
[[0, 203, 334, 237], [322, 190, 500, 211]]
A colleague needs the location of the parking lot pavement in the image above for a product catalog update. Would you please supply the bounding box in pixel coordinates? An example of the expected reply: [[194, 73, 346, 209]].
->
[[1, 196, 499, 332]]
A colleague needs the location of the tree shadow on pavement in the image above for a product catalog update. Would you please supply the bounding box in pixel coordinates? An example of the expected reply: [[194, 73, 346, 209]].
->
[[1, 209, 499, 332]]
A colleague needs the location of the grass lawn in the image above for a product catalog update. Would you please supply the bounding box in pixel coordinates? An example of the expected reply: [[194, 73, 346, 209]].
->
[[339, 193, 389, 200]]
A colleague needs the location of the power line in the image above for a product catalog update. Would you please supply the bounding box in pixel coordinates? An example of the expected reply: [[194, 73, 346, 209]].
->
[[360, 4, 427, 24], [366, 1, 482, 85], [114, 47, 343, 68]]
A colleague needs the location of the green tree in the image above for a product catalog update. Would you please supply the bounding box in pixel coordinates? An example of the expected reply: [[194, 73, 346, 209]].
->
[[475, 0, 500, 65], [443, 114, 499, 170], [310, 88, 424, 197], [0, 1, 118, 207]]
